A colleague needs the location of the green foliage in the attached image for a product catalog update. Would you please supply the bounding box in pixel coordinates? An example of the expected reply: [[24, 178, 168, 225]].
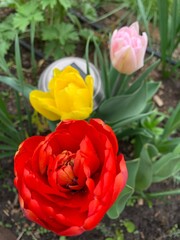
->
[[0, 0, 102, 59], [42, 23, 79, 58], [130, 104, 180, 193], [97, 81, 146, 123], [0, 94, 25, 159], [93, 50, 160, 130], [13, 1, 44, 32], [107, 159, 139, 218], [157, 0, 180, 74], [135, 144, 153, 191], [115, 0, 174, 26], [107, 184, 134, 219], [0, 0, 15, 8], [123, 220, 136, 233], [79, 2, 97, 21], [0, 15, 17, 57]]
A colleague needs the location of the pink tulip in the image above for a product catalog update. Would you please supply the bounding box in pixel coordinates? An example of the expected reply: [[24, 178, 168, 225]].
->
[[110, 22, 148, 75]]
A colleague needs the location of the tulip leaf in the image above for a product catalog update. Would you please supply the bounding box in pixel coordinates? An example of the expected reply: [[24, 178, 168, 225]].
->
[[158, 137, 180, 153], [125, 60, 160, 94], [135, 144, 153, 191], [162, 102, 180, 139], [107, 184, 134, 219], [0, 75, 35, 99], [112, 110, 154, 131], [173, 143, 180, 154], [126, 159, 140, 188], [147, 81, 161, 100], [152, 152, 180, 183], [97, 81, 146, 123]]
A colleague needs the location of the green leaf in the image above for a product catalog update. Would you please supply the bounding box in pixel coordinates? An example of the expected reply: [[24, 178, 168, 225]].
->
[[137, 0, 151, 46], [42, 23, 79, 58], [162, 102, 180, 139], [13, 1, 43, 32], [0, 41, 11, 57], [81, 2, 97, 21], [0, 76, 35, 99], [107, 184, 134, 219], [157, 0, 168, 62], [0, 15, 16, 41], [173, 143, 180, 154], [152, 152, 180, 182], [0, 152, 16, 159], [58, 0, 72, 10], [0, 95, 9, 116], [112, 110, 154, 130], [123, 220, 136, 233], [126, 159, 140, 188], [117, 128, 153, 140], [0, 0, 15, 7], [126, 60, 160, 94], [147, 81, 161, 100], [15, 34, 24, 82], [0, 133, 19, 147], [158, 138, 180, 153], [0, 145, 17, 151], [97, 81, 147, 123], [0, 15, 17, 57], [40, 0, 57, 9], [135, 144, 153, 191], [169, 0, 180, 54], [58, 23, 79, 45]]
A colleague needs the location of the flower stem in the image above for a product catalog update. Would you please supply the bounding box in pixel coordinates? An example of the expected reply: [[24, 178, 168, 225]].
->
[[145, 189, 180, 198]]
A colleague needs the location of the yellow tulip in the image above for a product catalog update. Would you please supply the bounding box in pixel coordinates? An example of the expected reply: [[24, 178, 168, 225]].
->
[[30, 66, 94, 121]]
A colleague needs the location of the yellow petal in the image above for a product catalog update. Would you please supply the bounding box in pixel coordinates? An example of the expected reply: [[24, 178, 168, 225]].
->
[[29, 90, 60, 121], [61, 108, 93, 120]]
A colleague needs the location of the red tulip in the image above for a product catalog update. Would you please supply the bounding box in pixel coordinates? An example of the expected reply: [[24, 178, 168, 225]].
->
[[14, 119, 128, 236]]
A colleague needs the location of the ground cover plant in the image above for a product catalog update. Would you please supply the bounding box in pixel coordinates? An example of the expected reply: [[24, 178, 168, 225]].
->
[[0, 0, 180, 239]]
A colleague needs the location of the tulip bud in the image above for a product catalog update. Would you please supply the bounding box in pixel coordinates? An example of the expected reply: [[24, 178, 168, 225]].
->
[[110, 22, 148, 75]]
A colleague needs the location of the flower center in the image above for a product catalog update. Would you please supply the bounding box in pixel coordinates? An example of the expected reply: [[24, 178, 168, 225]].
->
[[55, 150, 80, 190]]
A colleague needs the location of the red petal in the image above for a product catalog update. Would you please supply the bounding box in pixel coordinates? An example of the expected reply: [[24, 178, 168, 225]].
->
[[90, 118, 119, 154]]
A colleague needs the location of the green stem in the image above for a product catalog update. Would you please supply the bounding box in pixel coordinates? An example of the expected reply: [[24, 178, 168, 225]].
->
[[30, 21, 37, 79], [111, 74, 121, 96], [111, 74, 129, 96], [145, 189, 180, 198]]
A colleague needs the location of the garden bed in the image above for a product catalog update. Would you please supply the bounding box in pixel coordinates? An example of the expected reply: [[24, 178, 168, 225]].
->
[[0, 2, 180, 240]]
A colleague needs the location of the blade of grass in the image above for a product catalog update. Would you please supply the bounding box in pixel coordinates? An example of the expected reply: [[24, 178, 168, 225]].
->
[[169, 0, 178, 55], [30, 20, 37, 78], [137, 0, 152, 48], [0, 133, 19, 147], [85, 34, 93, 75], [157, 0, 169, 68], [93, 38, 109, 98], [91, 3, 127, 24], [15, 34, 24, 84], [0, 145, 18, 151], [0, 152, 16, 159], [0, 75, 35, 99], [0, 55, 12, 76]]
